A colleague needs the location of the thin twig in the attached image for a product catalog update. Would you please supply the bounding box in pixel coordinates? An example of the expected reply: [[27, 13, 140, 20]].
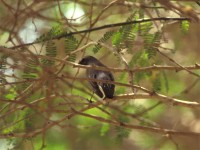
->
[[156, 49, 200, 78]]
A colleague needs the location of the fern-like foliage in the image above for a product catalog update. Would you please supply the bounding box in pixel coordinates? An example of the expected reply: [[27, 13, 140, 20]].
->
[[143, 32, 161, 59], [138, 22, 153, 36], [111, 13, 161, 84], [112, 12, 138, 53], [22, 58, 39, 79], [64, 35, 78, 62], [100, 123, 110, 136], [93, 30, 115, 53], [138, 20, 161, 58], [129, 50, 151, 83], [115, 115, 131, 143], [3, 107, 33, 135], [41, 41, 57, 66], [21, 57, 39, 90], [35, 24, 66, 42], [115, 72, 128, 95], [152, 75, 161, 92]]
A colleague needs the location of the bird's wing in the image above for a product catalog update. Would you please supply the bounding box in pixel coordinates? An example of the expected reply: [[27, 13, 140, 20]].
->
[[96, 71, 115, 98], [87, 69, 104, 98]]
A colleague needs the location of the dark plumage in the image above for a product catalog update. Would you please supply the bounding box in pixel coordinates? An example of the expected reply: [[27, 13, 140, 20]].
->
[[79, 56, 115, 99]]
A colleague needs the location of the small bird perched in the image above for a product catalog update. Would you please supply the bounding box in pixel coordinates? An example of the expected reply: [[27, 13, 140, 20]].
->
[[79, 56, 115, 99]]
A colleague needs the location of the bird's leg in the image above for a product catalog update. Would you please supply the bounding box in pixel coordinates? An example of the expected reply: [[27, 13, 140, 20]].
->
[[97, 84, 106, 100], [88, 91, 95, 103]]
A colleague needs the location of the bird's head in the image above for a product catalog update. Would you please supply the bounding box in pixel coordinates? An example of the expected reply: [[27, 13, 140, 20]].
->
[[78, 56, 99, 65]]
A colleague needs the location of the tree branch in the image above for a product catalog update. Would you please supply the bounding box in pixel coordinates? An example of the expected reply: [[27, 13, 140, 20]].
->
[[9, 17, 190, 49], [115, 93, 200, 108], [72, 109, 200, 137]]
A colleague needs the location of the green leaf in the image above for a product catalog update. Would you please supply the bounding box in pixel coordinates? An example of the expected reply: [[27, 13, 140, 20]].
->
[[5, 88, 17, 100], [35, 24, 66, 42], [112, 31, 122, 46], [138, 52, 149, 67], [100, 123, 110, 136], [181, 20, 190, 34], [152, 76, 161, 92], [115, 126, 131, 143], [115, 68, 128, 95], [93, 30, 115, 53], [135, 72, 146, 84], [64, 35, 78, 62], [146, 48, 157, 59], [3, 108, 33, 134], [112, 12, 138, 51], [114, 115, 131, 143], [5, 94, 15, 100], [22, 73, 38, 79], [143, 32, 161, 59], [129, 50, 143, 67], [41, 41, 57, 66], [139, 22, 153, 35]]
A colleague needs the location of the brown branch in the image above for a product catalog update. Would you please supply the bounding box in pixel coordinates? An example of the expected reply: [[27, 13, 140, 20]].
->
[[0, 99, 104, 138], [1, 90, 200, 139], [59, 75, 152, 94], [113, 49, 135, 93], [22, 52, 200, 73], [91, 0, 120, 27], [115, 93, 200, 108], [1, 95, 199, 139], [180, 78, 200, 94], [4, 46, 200, 75], [72, 109, 200, 137], [108, 105, 161, 127], [156, 49, 200, 78], [8, 17, 190, 49], [59, 75, 200, 109], [1, 75, 200, 108], [23, 52, 200, 73]]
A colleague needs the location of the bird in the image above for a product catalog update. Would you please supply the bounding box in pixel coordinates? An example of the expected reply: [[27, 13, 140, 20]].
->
[[79, 56, 115, 99]]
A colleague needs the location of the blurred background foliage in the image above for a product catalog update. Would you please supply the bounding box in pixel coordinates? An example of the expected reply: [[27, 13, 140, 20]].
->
[[0, 0, 200, 150]]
